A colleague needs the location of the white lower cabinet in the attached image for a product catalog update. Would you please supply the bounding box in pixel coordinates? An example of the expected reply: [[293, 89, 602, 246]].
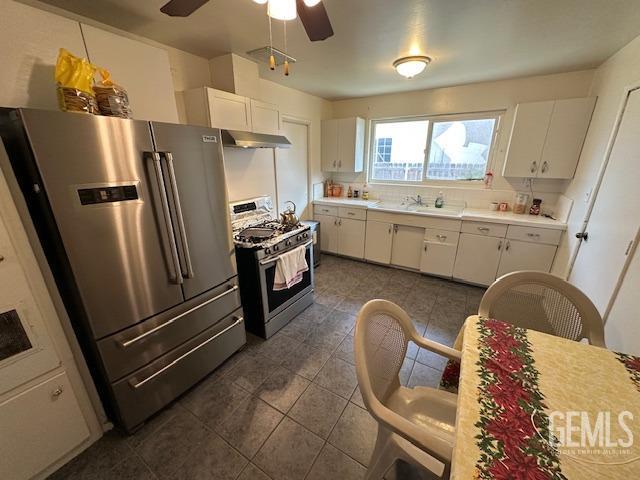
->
[[391, 225, 425, 270], [337, 218, 366, 258], [420, 229, 460, 277], [496, 240, 557, 278], [0, 372, 90, 480], [453, 233, 504, 286], [364, 220, 393, 264], [314, 214, 338, 254]]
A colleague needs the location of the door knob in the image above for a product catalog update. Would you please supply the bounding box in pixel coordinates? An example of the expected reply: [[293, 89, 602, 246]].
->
[[575, 232, 588, 241]]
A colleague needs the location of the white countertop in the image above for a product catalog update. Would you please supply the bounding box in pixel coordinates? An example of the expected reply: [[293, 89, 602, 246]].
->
[[313, 197, 380, 209], [313, 198, 567, 230]]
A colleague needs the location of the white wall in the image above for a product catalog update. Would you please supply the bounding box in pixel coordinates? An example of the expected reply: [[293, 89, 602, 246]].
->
[[329, 70, 594, 210], [553, 34, 640, 277]]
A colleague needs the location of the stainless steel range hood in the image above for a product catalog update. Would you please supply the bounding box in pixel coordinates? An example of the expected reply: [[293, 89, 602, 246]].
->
[[222, 130, 291, 149]]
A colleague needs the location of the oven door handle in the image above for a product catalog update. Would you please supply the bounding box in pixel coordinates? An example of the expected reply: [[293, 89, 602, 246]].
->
[[259, 240, 313, 266]]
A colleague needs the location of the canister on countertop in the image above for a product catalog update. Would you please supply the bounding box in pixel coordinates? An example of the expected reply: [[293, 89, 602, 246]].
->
[[530, 198, 542, 215], [514, 192, 530, 214]]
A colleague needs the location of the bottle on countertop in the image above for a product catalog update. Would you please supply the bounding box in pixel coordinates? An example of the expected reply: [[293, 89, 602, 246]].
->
[[347, 185, 353, 198], [435, 191, 444, 208], [362, 183, 369, 200]]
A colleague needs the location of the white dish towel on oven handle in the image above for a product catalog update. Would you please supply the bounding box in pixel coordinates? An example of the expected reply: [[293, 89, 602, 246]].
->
[[273, 245, 309, 291]]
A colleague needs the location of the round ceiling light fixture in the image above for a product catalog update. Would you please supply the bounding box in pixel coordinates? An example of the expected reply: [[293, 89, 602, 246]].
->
[[393, 55, 432, 78], [267, 0, 297, 20]]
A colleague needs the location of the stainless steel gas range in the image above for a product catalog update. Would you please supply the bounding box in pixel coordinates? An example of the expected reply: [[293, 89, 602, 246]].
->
[[230, 196, 314, 338]]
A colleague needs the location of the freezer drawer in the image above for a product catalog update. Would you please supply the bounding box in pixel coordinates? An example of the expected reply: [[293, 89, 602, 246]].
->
[[112, 309, 245, 431], [98, 277, 241, 382]]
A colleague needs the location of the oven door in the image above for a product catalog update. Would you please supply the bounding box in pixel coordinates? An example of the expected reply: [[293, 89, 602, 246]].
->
[[258, 241, 313, 321]]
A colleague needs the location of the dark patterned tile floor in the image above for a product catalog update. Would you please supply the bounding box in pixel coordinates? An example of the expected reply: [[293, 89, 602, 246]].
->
[[48, 255, 484, 480]]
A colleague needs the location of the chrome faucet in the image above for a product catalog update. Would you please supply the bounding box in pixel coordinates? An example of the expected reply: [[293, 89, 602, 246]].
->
[[408, 194, 425, 206]]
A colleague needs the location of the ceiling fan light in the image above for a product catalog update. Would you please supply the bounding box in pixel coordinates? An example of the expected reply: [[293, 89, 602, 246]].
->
[[268, 0, 297, 20], [393, 56, 431, 78], [303, 0, 322, 6]]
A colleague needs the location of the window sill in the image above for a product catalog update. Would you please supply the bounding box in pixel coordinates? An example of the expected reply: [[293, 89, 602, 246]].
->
[[368, 180, 487, 189]]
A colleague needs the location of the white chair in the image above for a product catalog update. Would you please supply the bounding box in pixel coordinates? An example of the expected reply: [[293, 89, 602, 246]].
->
[[479, 271, 605, 347], [354, 299, 462, 479]]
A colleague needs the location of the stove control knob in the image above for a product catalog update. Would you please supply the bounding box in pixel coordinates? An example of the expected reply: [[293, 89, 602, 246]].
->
[[286, 240, 292, 247], [296, 235, 302, 241], [303, 232, 309, 238], [265, 248, 271, 255], [273, 245, 279, 251]]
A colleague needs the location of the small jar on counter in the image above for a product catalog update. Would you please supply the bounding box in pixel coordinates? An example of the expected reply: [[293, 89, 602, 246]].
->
[[529, 198, 542, 215]]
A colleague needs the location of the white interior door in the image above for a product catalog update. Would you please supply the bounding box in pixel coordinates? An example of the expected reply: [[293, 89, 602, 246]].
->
[[569, 88, 640, 315], [276, 119, 309, 218]]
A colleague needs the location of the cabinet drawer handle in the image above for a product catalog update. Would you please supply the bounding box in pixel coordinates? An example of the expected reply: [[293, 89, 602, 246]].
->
[[526, 233, 541, 238], [505, 241, 510, 251], [130, 316, 244, 389], [51, 386, 64, 398], [530, 161, 538, 174], [477, 227, 490, 233], [424, 243, 428, 252], [388, 226, 392, 234], [393, 225, 398, 234], [119, 285, 239, 348], [436, 234, 447, 241], [0, 255, 4, 263], [347, 212, 355, 216], [498, 240, 503, 251]]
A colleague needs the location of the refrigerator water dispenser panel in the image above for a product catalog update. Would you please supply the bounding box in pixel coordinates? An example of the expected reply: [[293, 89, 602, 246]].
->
[[77, 185, 139, 205]]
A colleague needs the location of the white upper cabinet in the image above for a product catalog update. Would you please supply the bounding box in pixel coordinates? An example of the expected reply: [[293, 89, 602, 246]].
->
[[184, 87, 253, 131], [538, 97, 596, 178], [250, 99, 279, 135], [503, 97, 595, 179], [321, 117, 365, 172], [81, 24, 179, 123]]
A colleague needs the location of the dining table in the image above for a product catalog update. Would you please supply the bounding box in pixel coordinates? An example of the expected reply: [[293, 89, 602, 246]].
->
[[448, 315, 640, 479]]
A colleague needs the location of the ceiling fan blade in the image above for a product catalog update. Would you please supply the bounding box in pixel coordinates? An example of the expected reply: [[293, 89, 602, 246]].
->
[[296, 0, 334, 41], [160, 0, 209, 17]]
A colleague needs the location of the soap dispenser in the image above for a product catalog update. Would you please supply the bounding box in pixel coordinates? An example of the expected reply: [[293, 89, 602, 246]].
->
[[435, 191, 444, 208]]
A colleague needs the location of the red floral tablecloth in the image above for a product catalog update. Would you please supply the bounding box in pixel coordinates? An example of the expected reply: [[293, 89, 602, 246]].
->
[[451, 316, 640, 479]]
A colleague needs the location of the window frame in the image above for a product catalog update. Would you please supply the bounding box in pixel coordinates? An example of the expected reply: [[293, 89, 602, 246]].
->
[[368, 111, 504, 187]]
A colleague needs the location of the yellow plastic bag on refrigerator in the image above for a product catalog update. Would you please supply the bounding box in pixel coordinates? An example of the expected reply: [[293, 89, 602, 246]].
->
[[55, 48, 98, 114]]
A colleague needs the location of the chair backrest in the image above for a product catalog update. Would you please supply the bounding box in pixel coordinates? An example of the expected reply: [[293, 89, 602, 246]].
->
[[479, 271, 605, 347], [354, 299, 413, 405]]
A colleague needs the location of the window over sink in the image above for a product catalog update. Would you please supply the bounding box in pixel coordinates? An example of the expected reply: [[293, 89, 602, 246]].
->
[[369, 112, 502, 184]]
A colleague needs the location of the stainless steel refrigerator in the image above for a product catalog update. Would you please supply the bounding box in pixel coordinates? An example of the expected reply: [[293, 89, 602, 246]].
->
[[0, 108, 246, 431]]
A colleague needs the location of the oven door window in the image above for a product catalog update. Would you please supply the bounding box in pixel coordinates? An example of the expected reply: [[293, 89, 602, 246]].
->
[[263, 248, 312, 313]]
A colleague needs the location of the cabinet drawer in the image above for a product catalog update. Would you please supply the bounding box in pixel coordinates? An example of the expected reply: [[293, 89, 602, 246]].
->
[[461, 221, 507, 238], [314, 205, 338, 216], [424, 228, 460, 245], [0, 372, 90, 480], [112, 310, 246, 431], [98, 278, 241, 381], [506, 225, 562, 245], [339, 207, 366, 220]]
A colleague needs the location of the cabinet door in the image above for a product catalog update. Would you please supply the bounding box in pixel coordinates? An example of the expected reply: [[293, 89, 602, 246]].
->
[[314, 214, 338, 253], [539, 97, 596, 179], [251, 99, 280, 135], [503, 101, 554, 177], [365, 220, 393, 264], [81, 24, 178, 123], [420, 230, 459, 278], [321, 119, 339, 172], [391, 225, 424, 270], [337, 218, 366, 259], [496, 240, 557, 278], [207, 88, 252, 131], [453, 233, 503, 286], [337, 117, 365, 172]]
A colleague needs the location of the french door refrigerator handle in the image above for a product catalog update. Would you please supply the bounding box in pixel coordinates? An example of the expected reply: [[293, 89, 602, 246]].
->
[[162, 151, 194, 279], [148, 152, 183, 284]]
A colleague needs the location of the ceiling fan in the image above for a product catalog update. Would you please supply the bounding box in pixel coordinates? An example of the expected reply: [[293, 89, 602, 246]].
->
[[160, 0, 334, 42]]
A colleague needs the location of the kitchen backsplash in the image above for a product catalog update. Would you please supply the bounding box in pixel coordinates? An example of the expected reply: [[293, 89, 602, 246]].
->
[[314, 181, 568, 219]]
